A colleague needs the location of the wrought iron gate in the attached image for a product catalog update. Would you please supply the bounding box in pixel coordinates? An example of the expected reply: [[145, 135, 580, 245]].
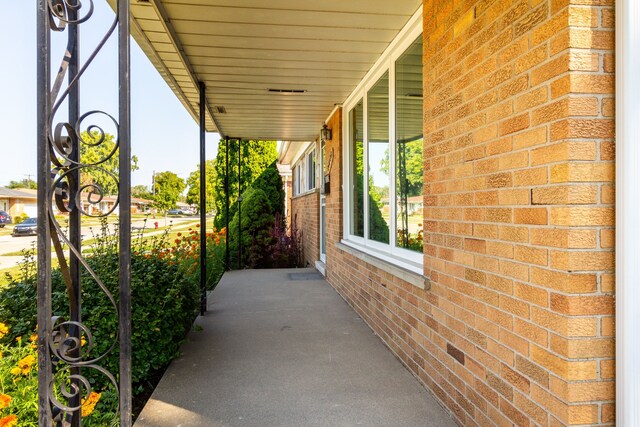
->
[[37, 0, 132, 425]]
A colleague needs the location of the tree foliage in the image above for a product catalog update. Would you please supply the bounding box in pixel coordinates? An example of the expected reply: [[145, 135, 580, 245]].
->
[[228, 187, 275, 268], [153, 171, 185, 211], [251, 161, 285, 216], [6, 179, 37, 189], [353, 140, 389, 242], [131, 184, 154, 201], [213, 140, 279, 229], [185, 159, 217, 213], [79, 131, 139, 195]]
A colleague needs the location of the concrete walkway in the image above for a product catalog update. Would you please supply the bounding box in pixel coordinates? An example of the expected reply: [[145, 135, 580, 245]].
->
[[135, 268, 454, 427]]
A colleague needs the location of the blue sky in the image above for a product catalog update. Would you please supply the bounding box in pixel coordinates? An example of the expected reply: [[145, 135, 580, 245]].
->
[[0, 2, 220, 189]]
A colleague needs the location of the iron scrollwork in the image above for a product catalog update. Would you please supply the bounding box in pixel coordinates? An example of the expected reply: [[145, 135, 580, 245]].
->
[[43, 0, 122, 424]]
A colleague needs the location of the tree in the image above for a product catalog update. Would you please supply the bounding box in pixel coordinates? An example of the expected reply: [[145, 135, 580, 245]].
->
[[185, 159, 217, 213], [251, 161, 284, 217], [213, 140, 279, 229], [228, 187, 275, 268], [79, 131, 139, 195], [131, 185, 154, 201], [153, 171, 185, 211], [6, 179, 37, 189]]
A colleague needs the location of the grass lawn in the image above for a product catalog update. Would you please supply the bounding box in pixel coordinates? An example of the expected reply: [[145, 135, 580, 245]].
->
[[0, 225, 14, 237]]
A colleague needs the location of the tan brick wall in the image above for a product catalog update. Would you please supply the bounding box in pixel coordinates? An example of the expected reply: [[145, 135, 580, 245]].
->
[[291, 191, 320, 267], [324, 109, 344, 282], [421, 0, 615, 424], [322, 1, 615, 426], [284, 174, 292, 228]]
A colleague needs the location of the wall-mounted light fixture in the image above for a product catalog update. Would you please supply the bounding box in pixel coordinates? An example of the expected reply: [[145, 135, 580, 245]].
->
[[321, 123, 332, 141]]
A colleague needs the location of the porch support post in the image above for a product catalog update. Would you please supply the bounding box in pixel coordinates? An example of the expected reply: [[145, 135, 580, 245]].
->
[[225, 137, 230, 269], [616, 0, 640, 424], [36, 0, 53, 424], [199, 81, 207, 315], [118, 0, 133, 424], [237, 139, 242, 269], [68, 4, 82, 426]]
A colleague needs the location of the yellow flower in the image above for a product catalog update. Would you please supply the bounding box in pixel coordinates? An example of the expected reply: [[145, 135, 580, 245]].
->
[[81, 392, 101, 417], [17, 355, 36, 375], [9, 368, 21, 376], [0, 415, 17, 427], [0, 394, 11, 409], [29, 334, 37, 342], [0, 323, 8, 340]]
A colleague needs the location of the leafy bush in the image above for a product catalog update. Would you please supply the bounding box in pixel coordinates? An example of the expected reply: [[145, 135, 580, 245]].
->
[[251, 161, 285, 217], [266, 214, 304, 268], [13, 214, 29, 225], [0, 218, 227, 423], [0, 328, 117, 427], [170, 225, 226, 290], [228, 187, 275, 268]]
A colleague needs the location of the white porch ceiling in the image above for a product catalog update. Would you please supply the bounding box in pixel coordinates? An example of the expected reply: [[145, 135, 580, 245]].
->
[[112, 0, 421, 141]]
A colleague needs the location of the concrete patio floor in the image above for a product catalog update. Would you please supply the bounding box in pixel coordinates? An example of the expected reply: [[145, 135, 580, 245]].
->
[[135, 268, 455, 427]]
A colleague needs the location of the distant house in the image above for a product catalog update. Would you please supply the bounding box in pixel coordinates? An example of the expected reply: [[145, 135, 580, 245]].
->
[[0, 187, 38, 217], [406, 195, 423, 215], [80, 194, 153, 216]]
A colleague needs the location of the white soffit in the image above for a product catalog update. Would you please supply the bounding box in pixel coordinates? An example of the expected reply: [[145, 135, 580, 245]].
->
[[113, 0, 421, 140]]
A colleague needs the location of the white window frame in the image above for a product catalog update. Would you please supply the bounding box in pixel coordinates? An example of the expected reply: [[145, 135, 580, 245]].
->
[[342, 6, 423, 273], [292, 143, 318, 197]]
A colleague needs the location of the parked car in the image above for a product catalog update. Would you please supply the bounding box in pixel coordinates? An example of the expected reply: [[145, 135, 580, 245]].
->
[[0, 211, 11, 228], [167, 209, 184, 215], [12, 217, 37, 236]]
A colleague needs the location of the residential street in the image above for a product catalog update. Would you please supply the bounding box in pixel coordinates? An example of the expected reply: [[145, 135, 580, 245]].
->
[[0, 216, 202, 270]]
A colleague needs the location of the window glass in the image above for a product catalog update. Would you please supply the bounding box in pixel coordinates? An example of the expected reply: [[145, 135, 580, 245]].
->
[[350, 100, 364, 237], [395, 35, 424, 252], [308, 150, 316, 189], [367, 72, 390, 244]]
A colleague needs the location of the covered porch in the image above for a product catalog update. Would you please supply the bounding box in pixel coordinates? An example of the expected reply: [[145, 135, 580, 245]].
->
[[134, 268, 454, 427]]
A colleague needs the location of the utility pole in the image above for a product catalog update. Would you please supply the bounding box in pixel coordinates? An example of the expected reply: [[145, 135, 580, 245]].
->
[[24, 174, 34, 188]]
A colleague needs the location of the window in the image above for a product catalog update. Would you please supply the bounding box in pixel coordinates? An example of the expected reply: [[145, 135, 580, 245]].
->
[[307, 150, 316, 189], [343, 25, 423, 268], [293, 146, 317, 196], [350, 100, 364, 237], [395, 36, 424, 253], [368, 71, 390, 244]]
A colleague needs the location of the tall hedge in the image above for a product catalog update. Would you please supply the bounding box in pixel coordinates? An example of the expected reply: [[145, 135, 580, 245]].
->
[[213, 140, 278, 230]]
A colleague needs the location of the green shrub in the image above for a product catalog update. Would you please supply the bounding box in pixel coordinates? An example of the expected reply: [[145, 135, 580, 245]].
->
[[251, 161, 285, 216], [228, 187, 275, 268], [171, 226, 226, 291], [0, 219, 227, 423], [13, 213, 29, 225], [0, 333, 117, 426]]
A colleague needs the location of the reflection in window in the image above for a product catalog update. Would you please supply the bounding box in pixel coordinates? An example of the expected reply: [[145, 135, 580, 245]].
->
[[395, 35, 423, 252], [368, 72, 390, 244], [350, 100, 364, 237]]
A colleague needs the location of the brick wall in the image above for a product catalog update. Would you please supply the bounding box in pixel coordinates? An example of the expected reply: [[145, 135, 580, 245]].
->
[[422, 0, 615, 424], [323, 109, 344, 282], [284, 174, 292, 228], [291, 191, 320, 268], [322, 1, 615, 426]]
